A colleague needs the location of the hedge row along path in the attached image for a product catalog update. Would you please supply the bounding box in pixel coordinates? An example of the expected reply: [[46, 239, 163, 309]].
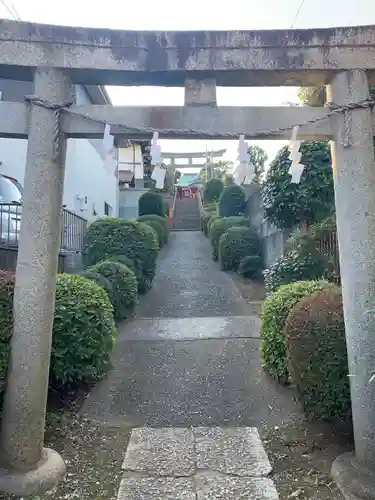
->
[[82, 204, 300, 499]]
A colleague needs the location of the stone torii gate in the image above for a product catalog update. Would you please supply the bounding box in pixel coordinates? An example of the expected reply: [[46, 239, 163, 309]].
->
[[163, 149, 227, 181], [0, 20, 374, 498]]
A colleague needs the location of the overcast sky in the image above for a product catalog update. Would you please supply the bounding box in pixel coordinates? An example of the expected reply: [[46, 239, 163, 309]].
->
[[1, 0, 374, 169]]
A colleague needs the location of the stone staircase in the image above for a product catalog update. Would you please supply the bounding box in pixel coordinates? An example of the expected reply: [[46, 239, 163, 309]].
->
[[172, 197, 201, 231]]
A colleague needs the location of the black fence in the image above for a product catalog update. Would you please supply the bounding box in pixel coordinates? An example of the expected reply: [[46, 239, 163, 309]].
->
[[0, 203, 87, 253]]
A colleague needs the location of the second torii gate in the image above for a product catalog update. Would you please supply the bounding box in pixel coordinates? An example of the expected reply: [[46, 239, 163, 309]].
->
[[0, 20, 374, 499]]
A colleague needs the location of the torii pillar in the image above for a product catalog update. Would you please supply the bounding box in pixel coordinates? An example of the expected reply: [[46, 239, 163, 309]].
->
[[0, 68, 67, 495], [330, 70, 375, 499]]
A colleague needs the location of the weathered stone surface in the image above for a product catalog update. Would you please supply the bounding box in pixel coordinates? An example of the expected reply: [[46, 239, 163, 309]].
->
[[195, 472, 279, 500], [122, 427, 195, 476], [116, 316, 260, 341], [0, 68, 69, 488], [117, 477, 196, 500], [62, 104, 335, 140], [329, 69, 375, 468], [195, 427, 272, 477], [0, 20, 375, 86]]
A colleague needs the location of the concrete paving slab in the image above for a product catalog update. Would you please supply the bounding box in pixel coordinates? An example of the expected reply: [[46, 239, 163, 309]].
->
[[195, 472, 279, 500], [117, 316, 260, 341], [117, 477, 196, 500], [122, 427, 195, 476], [194, 426, 272, 477]]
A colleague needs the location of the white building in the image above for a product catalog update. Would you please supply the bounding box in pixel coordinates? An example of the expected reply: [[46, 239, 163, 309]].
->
[[0, 80, 118, 222]]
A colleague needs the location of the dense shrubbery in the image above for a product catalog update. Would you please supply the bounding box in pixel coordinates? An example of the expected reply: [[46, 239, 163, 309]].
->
[[261, 141, 334, 230], [285, 286, 350, 421], [0, 271, 14, 392], [238, 255, 263, 279], [76, 269, 113, 301], [106, 254, 142, 286], [218, 184, 246, 217], [203, 178, 224, 204], [138, 214, 169, 246], [138, 191, 165, 217], [51, 274, 116, 385], [260, 280, 330, 384], [264, 250, 328, 293], [90, 260, 138, 320], [1, 273, 117, 389], [207, 214, 221, 236], [218, 226, 261, 271], [210, 216, 250, 261], [83, 218, 159, 293]]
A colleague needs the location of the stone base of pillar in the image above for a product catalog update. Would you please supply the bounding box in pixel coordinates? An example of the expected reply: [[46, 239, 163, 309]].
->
[[0, 447, 66, 496], [332, 452, 375, 499]]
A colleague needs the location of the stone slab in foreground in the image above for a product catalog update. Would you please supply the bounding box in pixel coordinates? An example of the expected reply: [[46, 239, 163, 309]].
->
[[119, 426, 278, 499]]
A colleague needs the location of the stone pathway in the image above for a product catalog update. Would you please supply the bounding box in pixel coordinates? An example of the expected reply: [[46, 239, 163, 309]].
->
[[118, 426, 278, 499], [82, 231, 301, 498]]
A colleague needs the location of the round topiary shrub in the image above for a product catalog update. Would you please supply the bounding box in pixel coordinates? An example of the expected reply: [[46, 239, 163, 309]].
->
[[260, 280, 330, 384], [51, 274, 116, 385], [218, 184, 246, 217], [138, 214, 169, 246], [210, 216, 250, 261], [106, 254, 142, 286], [203, 178, 224, 204], [203, 203, 217, 213], [238, 255, 263, 279], [207, 214, 221, 236], [76, 269, 113, 301], [0, 270, 14, 392], [138, 191, 165, 217], [201, 210, 216, 236], [90, 260, 138, 320], [83, 218, 159, 293], [264, 250, 328, 293], [284, 286, 351, 421], [218, 226, 261, 271]]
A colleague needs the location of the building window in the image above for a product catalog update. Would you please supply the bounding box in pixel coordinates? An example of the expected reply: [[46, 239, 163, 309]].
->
[[104, 202, 113, 217]]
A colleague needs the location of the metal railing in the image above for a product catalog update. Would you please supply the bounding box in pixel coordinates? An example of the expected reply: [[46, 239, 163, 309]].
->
[[0, 203, 87, 253]]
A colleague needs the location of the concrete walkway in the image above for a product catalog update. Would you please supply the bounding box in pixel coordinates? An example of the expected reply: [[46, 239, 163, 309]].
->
[[82, 231, 300, 498]]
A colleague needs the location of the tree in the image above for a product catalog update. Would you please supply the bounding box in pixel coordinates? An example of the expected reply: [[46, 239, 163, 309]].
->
[[298, 86, 375, 107], [247, 145, 268, 183], [261, 141, 334, 230], [174, 169, 182, 184]]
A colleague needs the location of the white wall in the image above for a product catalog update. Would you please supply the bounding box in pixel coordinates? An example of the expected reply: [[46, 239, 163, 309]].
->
[[118, 144, 144, 180], [0, 85, 118, 223]]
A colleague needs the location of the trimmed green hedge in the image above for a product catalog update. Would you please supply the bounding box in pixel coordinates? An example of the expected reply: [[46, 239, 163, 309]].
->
[[207, 214, 221, 236], [90, 260, 138, 320], [83, 218, 159, 293], [138, 214, 169, 246], [52, 274, 116, 385], [285, 286, 350, 421], [238, 255, 263, 279], [203, 178, 224, 204], [260, 280, 330, 384], [264, 250, 328, 293], [76, 269, 113, 301], [138, 191, 165, 217], [210, 216, 250, 261], [218, 226, 261, 271], [218, 184, 246, 217], [0, 273, 117, 390]]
